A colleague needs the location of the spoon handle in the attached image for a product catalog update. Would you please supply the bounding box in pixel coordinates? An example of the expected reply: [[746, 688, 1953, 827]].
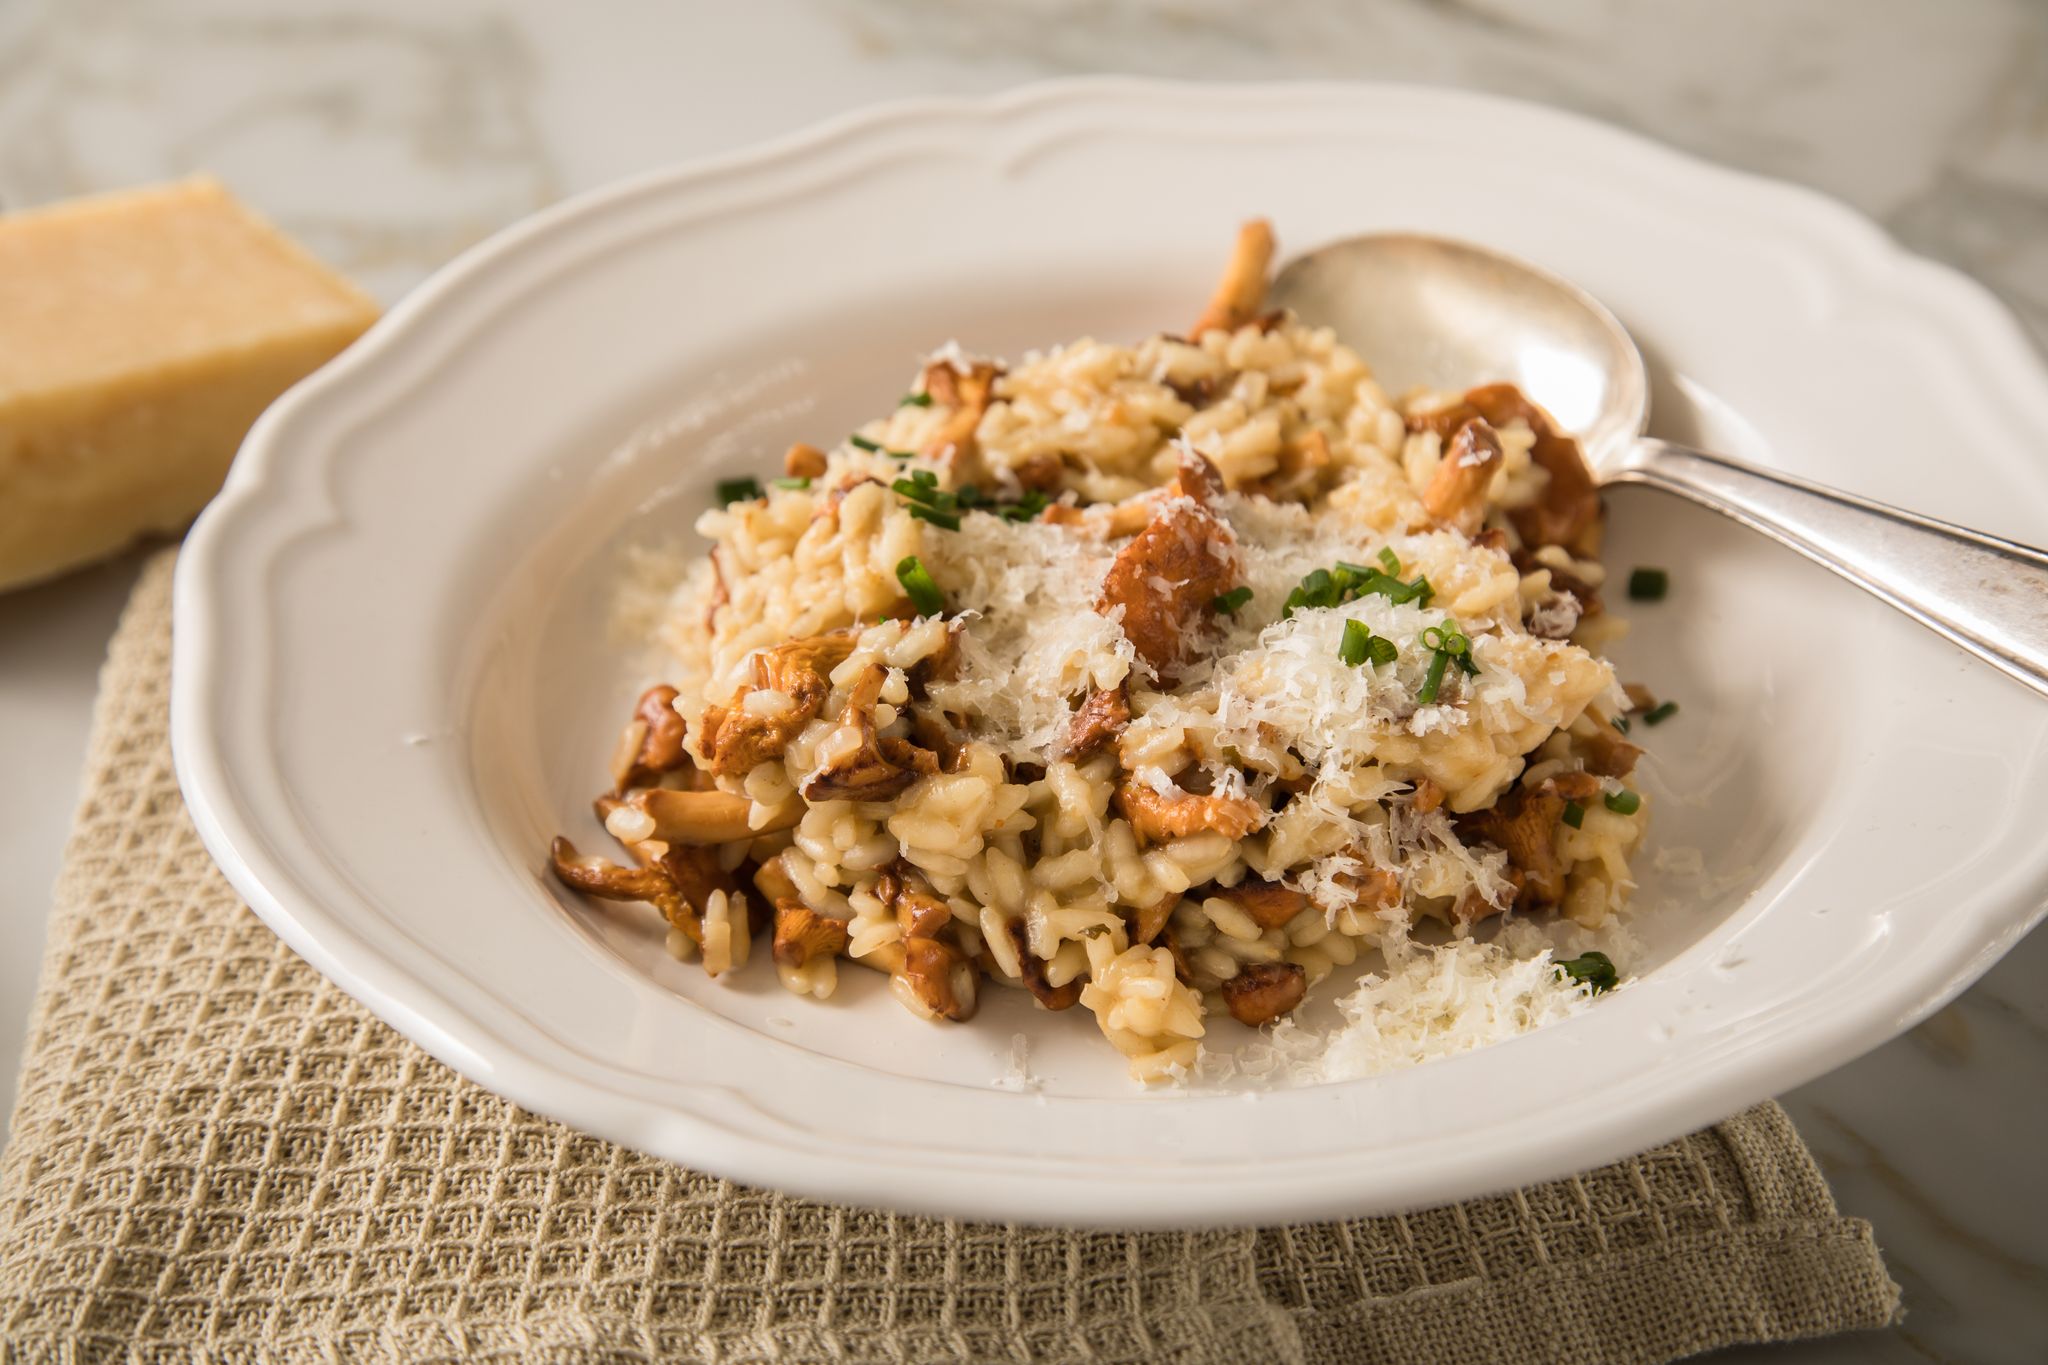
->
[[1612, 439, 2048, 700]]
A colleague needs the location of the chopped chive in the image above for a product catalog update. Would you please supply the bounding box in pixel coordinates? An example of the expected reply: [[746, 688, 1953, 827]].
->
[[1213, 586, 1254, 615], [1365, 634, 1398, 667], [1339, 619, 1372, 667], [900, 391, 933, 408], [1611, 715, 1632, 734], [908, 504, 961, 531], [1416, 649, 1451, 704], [1604, 789, 1642, 816], [1628, 567, 1670, 602], [1420, 625, 1446, 651], [849, 434, 882, 452], [771, 476, 811, 490], [896, 555, 944, 616], [1000, 491, 1050, 523], [1378, 547, 1402, 574], [1643, 701, 1680, 726], [892, 477, 938, 504], [1562, 800, 1586, 829], [715, 477, 764, 505], [1454, 651, 1480, 677], [886, 448, 918, 460], [1555, 951, 1618, 993], [911, 468, 939, 487], [955, 485, 988, 507]]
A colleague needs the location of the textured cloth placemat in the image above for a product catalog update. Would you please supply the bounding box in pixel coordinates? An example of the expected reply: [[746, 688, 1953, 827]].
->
[[0, 551, 1899, 1364]]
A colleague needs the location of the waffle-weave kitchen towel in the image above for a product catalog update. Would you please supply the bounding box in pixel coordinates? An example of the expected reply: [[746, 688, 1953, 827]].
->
[[0, 550, 1899, 1364]]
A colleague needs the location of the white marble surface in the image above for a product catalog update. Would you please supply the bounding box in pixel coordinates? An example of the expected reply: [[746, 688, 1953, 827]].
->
[[1, 1, 2044, 1359]]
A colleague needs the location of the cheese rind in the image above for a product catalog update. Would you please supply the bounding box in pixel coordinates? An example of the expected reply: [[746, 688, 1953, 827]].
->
[[0, 178, 378, 590]]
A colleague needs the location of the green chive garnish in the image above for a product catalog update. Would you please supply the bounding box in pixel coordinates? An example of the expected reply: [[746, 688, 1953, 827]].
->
[[1339, 619, 1371, 666], [955, 485, 988, 507], [1643, 701, 1679, 726], [1416, 649, 1451, 704], [896, 556, 944, 616], [893, 477, 937, 504], [1628, 567, 1669, 602], [1562, 800, 1586, 828], [1000, 491, 1050, 523], [1611, 715, 1632, 734], [1377, 547, 1401, 574], [849, 434, 882, 452], [908, 505, 961, 531], [1420, 625, 1446, 652], [715, 477, 763, 506], [772, 476, 811, 490], [886, 448, 917, 460], [1604, 789, 1642, 816], [1555, 951, 1618, 993], [900, 391, 933, 408], [1365, 634, 1398, 668], [1213, 586, 1253, 615]]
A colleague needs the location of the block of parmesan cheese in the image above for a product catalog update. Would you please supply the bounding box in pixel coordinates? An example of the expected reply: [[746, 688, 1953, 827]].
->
[[0, 178, 379, 590]]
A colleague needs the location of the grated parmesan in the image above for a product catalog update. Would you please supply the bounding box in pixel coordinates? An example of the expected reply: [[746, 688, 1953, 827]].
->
[[1199, 933, 1605, 1086]]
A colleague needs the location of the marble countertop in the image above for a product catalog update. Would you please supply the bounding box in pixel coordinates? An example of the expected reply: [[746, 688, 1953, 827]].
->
[[2, 1, 2043, 1359]]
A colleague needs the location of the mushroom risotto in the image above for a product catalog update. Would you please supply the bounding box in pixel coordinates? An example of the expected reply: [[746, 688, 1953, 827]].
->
[[550, 221, 1660, 1082]]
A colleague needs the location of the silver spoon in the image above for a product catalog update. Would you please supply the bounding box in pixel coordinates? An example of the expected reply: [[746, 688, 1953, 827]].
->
[[1271, 234, 2048, 700]]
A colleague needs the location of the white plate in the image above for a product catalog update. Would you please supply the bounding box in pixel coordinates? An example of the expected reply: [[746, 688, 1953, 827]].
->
[[173, 79, 2048, 1227]]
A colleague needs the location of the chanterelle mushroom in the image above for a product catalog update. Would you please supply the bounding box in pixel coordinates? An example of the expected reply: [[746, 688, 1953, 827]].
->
[[921, 357, 1002, 472], [1411, 383, 1602, 557], [1095, 462, 1241, 685], [1215, 878, 1307, 931], [892, 937, 978, 1022], [801, 666, 937, 802], [1062, 685, 1130, 760], [1456, 772, 1601, 911], [1004, 918, 1082, 1011], [1421, 418, 1504, 537], [621, 787, 796, 844], [1221, 961, 1306, 1027], [698, 629, 857, 777], [1114, 776, 1262, 843], [550, 836, 701, 942], [610, 684, 689, 792], [1191, 219, 1277, 338]]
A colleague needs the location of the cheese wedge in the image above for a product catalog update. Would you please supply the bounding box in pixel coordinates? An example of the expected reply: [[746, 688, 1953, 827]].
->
[[0, 178, 379, 590]]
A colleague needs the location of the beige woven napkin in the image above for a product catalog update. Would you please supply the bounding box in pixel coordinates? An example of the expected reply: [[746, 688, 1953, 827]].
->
[[0, 550, 1899, 1364]]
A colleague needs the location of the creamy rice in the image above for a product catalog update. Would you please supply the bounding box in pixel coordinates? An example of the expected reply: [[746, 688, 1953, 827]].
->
[[551, 223, 1657, 1083]]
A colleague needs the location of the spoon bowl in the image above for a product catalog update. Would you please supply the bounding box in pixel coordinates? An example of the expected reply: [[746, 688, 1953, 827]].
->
[[1269, 230, 2048, 701], [1272, 233, 1648, 467]]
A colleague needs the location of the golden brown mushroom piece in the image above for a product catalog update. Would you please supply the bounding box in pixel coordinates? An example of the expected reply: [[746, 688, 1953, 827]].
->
[[1122, 890, 1179, 948], [1409, 384, 1602, 557], [1191, 219, 1277, 339], [1003, 919, 1082, 1011], [1578, 725, 1643, 778], [1214, 877, 1307, 931], [550, 836, 702, 945], [892, 937, 979, 1022], [1062, 685, 1130, 760], [697, 629, 858, 778], [753, 858, 850, 971], [1095, 482, 1240, 686], [783, 441, 828, 479], [608, 684, 690, 792], [1221, 961, 1307, 1026], [801, 666, 937, 802], [618, 787, 798, 844], [920, 358, 1002, 471], [1114, 777, 1262, 843], [877, 862, 953, 939], [1455, 771, 1601, 912], [1421, 418, 1505, 537]]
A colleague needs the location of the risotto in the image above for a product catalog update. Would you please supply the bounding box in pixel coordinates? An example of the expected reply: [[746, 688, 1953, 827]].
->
[[550, 221, 1661, 1083]]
